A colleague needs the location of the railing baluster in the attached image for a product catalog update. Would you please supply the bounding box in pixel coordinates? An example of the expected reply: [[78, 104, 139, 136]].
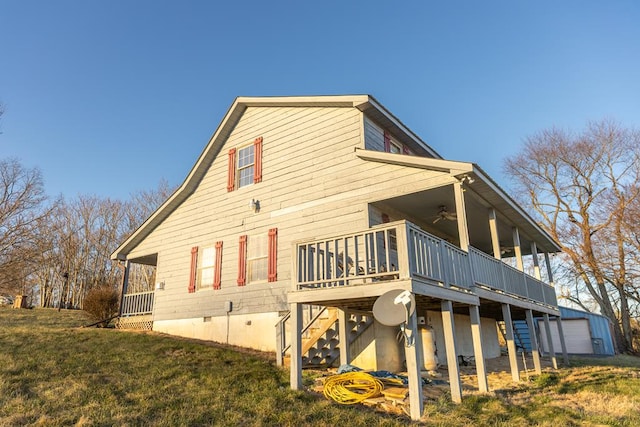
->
[[290, 221, 555, 307]]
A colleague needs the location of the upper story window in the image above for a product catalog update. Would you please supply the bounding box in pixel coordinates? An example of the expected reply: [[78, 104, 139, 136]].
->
[[384, 131, 411, 155], [237, 145, 255, 188], [389, 141, 402, 154], [228, 137, 263, 192]]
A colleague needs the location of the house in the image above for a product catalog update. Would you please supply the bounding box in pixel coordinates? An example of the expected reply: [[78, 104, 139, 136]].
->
[[111, 95, 569, 420]]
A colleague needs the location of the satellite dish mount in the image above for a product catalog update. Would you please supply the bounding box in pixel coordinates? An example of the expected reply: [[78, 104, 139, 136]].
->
[[372, 289, 416, 347]]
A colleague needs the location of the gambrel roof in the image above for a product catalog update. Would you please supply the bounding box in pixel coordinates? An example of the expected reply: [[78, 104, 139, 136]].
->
[[111, 95, 559, 261]]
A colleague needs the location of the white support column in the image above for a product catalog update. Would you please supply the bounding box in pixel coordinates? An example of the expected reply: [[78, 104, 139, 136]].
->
[[441, 300, 462, 403], [512, 227, 524, 272], [525, 309, 542, 374], [405, 305, 424, 421], [501, 303, 520, 382], [544, 252, 555, 287], [290, 303, 303, 389], [337, 308, 350, 367], [469, 305, 489, 392], [488, 208, 501, 260], [555, 316, 570, 366], [117, 260, 130, 316], [530, 242, 541, 280], [453, 181, 470, 251], [543, 313, 558, 369]]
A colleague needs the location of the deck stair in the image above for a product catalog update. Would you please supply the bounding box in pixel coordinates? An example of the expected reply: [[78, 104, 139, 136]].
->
[[277, 306, 373, 368]]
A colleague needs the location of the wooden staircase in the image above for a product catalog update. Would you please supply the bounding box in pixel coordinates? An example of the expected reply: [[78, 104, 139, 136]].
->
[[277, 306, 373, 368]]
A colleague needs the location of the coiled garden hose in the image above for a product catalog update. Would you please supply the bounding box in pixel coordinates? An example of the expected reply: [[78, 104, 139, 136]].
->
[[322, 372, 384, 404]]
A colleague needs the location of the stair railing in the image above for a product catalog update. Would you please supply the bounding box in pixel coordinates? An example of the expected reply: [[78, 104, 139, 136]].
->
[[275, 306, 328, 366]]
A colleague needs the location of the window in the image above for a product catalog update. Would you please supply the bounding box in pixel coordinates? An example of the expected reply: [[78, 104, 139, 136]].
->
[[383, 130, 412, 155], [389, 141, 402, 154], [197, 247, 216, 290], [237, 229, 277, 286], [248, 234, 268, 283], [188, 243, 223, 293], [237, 144, 255, 188], [227, 137, 263, 192]]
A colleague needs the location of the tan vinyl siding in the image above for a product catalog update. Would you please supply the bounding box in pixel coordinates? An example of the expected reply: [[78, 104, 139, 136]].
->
[[128, 105, 451, 322]]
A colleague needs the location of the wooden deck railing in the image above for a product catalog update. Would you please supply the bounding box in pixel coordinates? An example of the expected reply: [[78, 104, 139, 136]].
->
[[120, 290, 154, 316], [294, 220, 557, 307]]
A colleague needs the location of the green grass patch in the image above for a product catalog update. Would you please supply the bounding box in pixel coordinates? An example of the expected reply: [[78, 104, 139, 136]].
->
[[1, 307, 640, 426]]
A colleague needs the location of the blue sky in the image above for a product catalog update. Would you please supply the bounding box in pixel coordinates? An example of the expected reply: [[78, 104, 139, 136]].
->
[[1, 1, 639, 200]]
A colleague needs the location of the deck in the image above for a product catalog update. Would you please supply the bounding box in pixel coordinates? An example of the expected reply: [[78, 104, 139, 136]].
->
[[290, 220, 557, 311]]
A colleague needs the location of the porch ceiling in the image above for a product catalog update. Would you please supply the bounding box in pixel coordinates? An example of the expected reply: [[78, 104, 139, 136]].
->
[[128, 253, 158, 266], [373, 184, 555, 256]]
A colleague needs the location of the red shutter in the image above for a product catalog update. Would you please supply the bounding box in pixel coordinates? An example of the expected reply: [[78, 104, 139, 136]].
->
[[268, 228, 278, 282], [188, 246, 198, 293], [383, 131, 391, 152], [253, 137, 263, 184], [227, 148, 236, 192], [213, 241, 223, 290], [237, 235, 247, 286], [402, 145, 410, 155]]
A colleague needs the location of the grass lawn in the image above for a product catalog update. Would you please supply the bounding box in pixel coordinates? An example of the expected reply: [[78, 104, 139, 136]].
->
[[1, 307, 639, 426]]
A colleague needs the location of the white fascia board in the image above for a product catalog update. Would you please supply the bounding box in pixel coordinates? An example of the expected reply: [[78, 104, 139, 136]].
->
[[355, 148, 472, 174], [235, 95, 371, 108]]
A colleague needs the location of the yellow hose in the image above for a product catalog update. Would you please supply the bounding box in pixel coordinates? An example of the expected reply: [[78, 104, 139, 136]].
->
[[323, 372, 384, 404]]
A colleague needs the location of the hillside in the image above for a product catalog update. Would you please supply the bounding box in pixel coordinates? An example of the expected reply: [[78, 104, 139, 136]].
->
[[1, 307, 639, 426]]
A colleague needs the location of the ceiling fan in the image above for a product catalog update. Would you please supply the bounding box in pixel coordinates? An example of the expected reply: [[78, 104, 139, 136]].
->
[[433, 205, 457, 223], [500, 246, 513, 255]]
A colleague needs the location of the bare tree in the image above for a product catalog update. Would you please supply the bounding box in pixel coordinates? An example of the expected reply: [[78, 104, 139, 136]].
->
[[0, 158, 48, 296], [505, 119, 640, 352]]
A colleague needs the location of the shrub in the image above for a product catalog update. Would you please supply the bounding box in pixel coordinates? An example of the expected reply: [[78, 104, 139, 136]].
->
[[83, 286, 119, 327]]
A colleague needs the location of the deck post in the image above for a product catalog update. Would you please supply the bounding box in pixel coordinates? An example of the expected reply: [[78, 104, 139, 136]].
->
[[405, 306, 424, 420], [441, 300, 462, 403], [501, 303, 520, 382], [530, 242, 541, 280], [453, 181, 470, 251], [543, 313, 558, 369], [544, 252, 555, 287], [488, 208, 501, 260], [555, 316, 570, 366], [337, 308, 350, 366], [469, 304, 489, 392], [512, 227, 524, 272], [290, 302, 303, 389], [525, 309, 542, 374]]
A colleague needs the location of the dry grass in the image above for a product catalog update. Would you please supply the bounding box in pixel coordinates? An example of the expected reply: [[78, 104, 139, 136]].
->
[[1, 307, 639, 426]]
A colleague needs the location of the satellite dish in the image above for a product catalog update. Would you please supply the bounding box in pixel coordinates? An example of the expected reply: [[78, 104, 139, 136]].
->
[[372, 289, 416, 326]]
